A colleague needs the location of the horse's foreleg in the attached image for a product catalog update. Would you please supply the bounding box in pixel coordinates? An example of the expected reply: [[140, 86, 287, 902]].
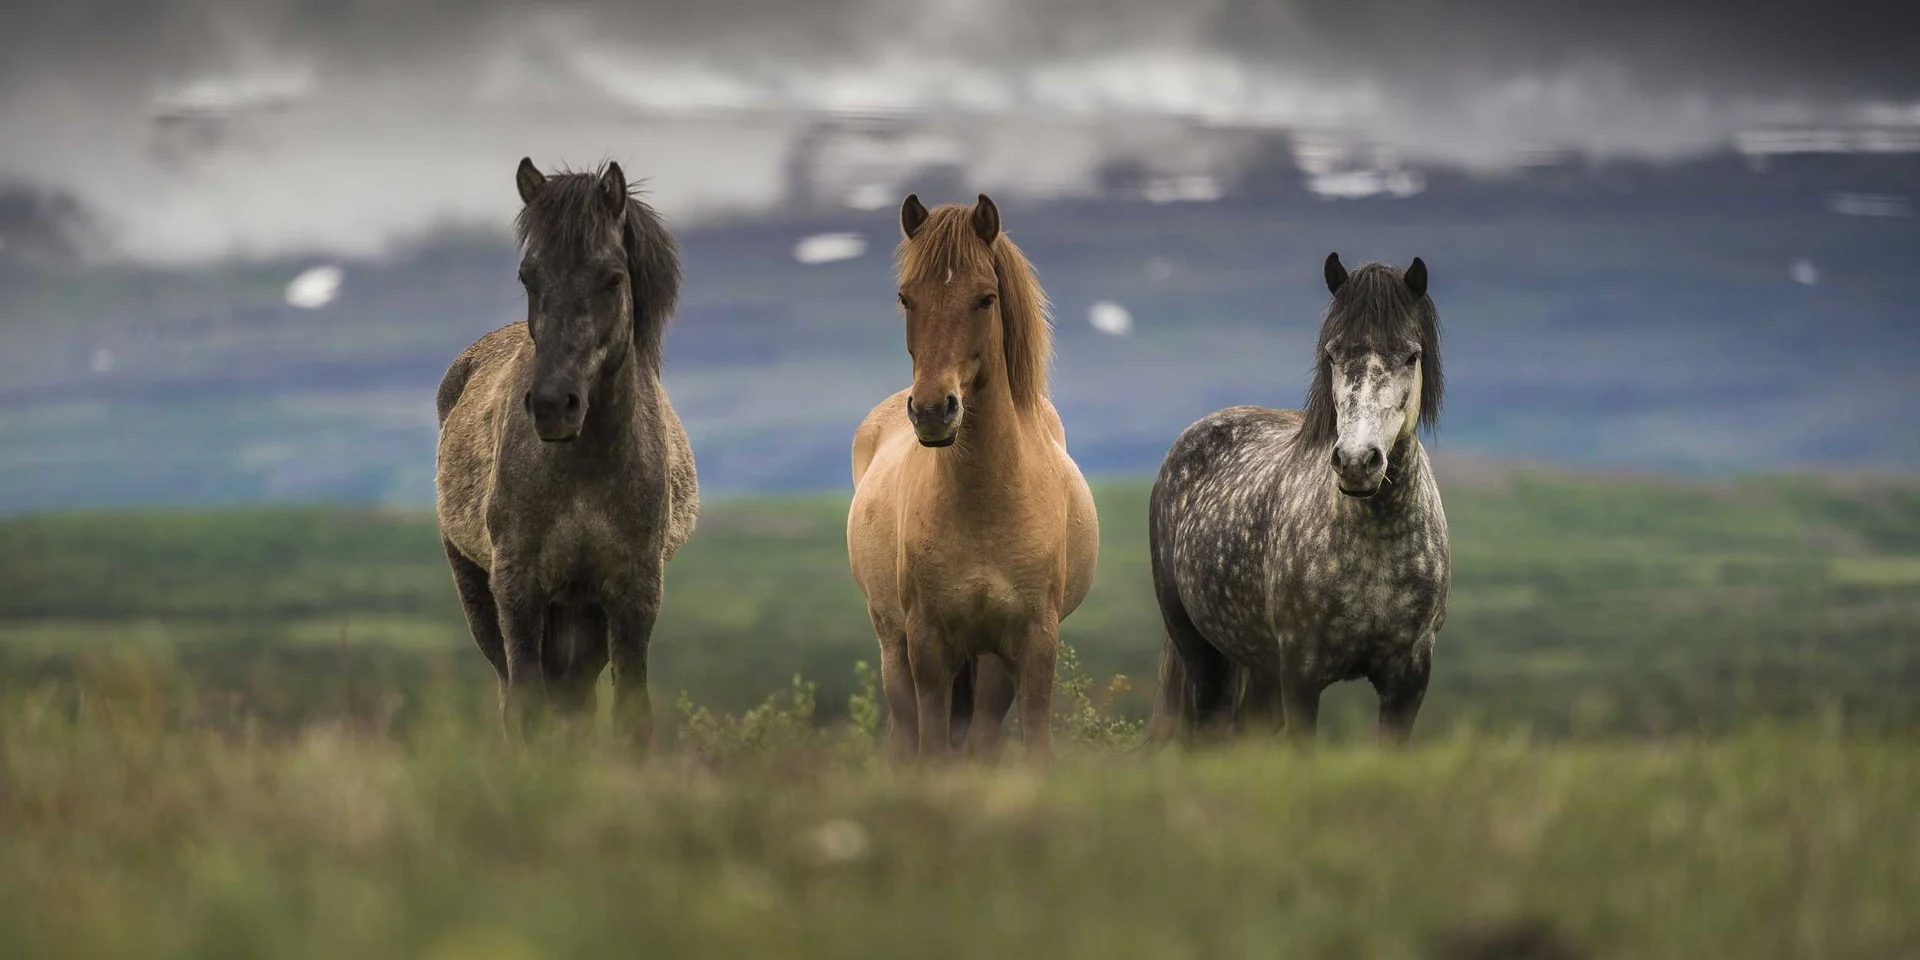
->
[[877, 636, 917, 761], [606, 561, 664, 755], [963, 655, 1018, 760], [905, 623, 955, 759], [443, 539, 507, 685], [1015, 619, 1060, 763], [490, 564, 551, 738], [1372, 640, 1432, 746]]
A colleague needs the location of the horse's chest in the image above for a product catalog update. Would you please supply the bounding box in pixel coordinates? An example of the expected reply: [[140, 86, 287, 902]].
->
[[1277, 525, 1446, 668], [903, 521, 1051, 630], [503, 485, 659, 597]]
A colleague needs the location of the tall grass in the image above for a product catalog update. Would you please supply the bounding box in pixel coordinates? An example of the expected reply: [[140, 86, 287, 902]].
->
[[2, 658, 1917, 959]]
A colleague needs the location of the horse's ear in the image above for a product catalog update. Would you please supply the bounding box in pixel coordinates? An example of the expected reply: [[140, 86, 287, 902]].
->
[[1324, 252, 1348, 295], [971, 194, 1000, 245], [598, 162, 628, 215], [515, 157, 545, 205], [1405, 257, 1428, 298], [900, 194, 930, 239]]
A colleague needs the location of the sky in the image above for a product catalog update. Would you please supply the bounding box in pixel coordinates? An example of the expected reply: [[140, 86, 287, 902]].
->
[[0, 0, 1916, 262]]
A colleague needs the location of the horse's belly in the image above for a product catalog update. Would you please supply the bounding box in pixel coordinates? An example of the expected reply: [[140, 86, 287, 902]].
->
[[1169, 521, 1282, 668]]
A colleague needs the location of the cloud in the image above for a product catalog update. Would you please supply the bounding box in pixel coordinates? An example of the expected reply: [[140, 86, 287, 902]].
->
[[0, 0, 1914, 263]]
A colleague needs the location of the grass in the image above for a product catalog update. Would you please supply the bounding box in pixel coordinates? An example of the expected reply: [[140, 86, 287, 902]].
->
[[2, 469, 1919, 956], [3, 669, 1916, 959], [3, 470, 1918, 737]]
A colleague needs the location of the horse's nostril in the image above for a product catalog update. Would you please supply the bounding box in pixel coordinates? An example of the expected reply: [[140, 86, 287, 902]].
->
[[944, 395, 959, 422], [1364, 446, 1384, 471], [564, 393, 580, 414]]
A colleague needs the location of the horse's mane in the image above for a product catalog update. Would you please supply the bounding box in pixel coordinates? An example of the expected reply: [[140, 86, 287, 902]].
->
[[1295, 262, 1444, 451], [514, 162, 681, 370], [895, 205, 1053, 409]]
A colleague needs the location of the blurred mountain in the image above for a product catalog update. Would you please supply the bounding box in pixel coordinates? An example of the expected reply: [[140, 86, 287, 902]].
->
[[1, 138, 1916, 512]]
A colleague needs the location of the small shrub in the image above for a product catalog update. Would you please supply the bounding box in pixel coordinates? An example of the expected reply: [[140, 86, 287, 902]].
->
[[1056, 642, 1145, 749]]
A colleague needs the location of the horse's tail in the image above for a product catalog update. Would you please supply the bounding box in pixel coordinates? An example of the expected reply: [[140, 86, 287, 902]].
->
[[1145, 635, 1188, 746]]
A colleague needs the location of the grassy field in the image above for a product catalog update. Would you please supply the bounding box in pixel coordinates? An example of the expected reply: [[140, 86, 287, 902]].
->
[[3, 691, 1917, 959], [2, 468, 1920, 956], [2, 467, 1917, 737]]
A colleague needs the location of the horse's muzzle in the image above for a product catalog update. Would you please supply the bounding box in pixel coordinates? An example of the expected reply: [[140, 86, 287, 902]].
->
[[907, 392, 960, 447], [526, 388, 585, 442], [1331, 442, 1386, 498]]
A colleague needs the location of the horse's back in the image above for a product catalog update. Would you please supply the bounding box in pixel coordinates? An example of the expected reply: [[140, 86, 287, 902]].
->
[[1159, 406, 1299, 487], [435, 323, 532, 568]]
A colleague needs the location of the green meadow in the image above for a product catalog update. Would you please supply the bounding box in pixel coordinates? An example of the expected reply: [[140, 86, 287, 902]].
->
[[2, 468, 1918, 957]]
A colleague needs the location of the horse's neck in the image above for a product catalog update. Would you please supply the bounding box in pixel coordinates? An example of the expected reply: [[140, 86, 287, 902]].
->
[[1281, 434, 1430, 522], [936, 379, 1035, 492], [581, 343, 657, 439], [1347, 435, 1430, 518]]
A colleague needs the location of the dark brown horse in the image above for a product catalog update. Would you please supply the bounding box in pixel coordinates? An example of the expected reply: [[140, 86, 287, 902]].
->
[[1148, 253, 1449, 745], [435, 158, 698, 746]]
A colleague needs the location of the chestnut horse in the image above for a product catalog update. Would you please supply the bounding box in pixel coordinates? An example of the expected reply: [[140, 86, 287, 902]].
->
[[847, 195, 1099, 761]]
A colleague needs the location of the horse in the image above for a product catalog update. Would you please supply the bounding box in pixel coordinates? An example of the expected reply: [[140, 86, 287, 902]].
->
[[435, 158, 698, 746], [1146, 252, 1449, 745], [846, 194, 1099, 762]]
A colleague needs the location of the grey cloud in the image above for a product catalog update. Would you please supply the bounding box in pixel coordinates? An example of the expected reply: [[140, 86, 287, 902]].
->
[[0, 0, 1913, 262]]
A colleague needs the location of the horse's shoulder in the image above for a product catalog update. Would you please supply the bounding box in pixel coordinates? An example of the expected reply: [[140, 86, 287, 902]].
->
[[852, 388, 911, 486], [438, 323, 531, 424], [1032, 397, 1069, 447]]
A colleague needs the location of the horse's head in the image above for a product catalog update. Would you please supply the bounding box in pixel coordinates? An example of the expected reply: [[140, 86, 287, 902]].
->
[[895, 193, 1006, 447], [1306, 253, 1443, 498], [512, 157, 636, 442]]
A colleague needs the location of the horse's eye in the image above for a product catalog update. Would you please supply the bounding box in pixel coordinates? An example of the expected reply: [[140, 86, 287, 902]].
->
[[976, 293, 997, 310], [897, 294, 911, 310], [603, 273, 624, 292], [1406, 351, 1421, 367], [517, 268, 532, 288]]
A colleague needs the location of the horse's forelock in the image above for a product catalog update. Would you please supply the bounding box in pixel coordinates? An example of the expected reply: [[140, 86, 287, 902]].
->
[[1292, 262, 1440, 451], [894, 205, 1054, 407], [514, 162, 681, 368]]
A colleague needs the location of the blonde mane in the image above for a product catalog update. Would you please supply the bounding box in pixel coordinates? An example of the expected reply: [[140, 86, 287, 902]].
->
[[894, 205, 1054, 408]]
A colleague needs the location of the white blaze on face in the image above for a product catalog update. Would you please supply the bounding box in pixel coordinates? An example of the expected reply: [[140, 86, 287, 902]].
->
[[1333, 352, 1422, 471]]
